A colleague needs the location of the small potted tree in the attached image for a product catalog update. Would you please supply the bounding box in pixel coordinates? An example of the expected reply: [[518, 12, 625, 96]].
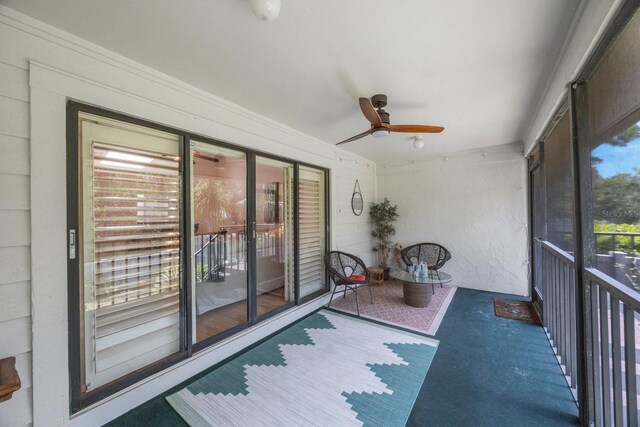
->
[[369, 198, 399, 279]]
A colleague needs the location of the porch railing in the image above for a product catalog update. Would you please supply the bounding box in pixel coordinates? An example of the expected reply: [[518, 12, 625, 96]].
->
[[194, 224, 282, 284], [538, 238, 640, 424], [595, 231, 639, 256], [194, 228, 247, 283], [194, 231, 226, 283], [538, 239, 578, 394], [585, 268, 640, 426]]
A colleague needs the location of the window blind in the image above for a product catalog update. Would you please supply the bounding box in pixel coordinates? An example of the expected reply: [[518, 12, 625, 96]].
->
[[81, 116, 182, 390], [588, 9, 640, 144], [298, 167, 326, 297], [543, 112, 574, 252]]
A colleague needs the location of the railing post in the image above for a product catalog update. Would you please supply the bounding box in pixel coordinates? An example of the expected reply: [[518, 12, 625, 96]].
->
[[208, 233, 213, 278], [612, 234, 616, 254], [623, 305, 638, 426]]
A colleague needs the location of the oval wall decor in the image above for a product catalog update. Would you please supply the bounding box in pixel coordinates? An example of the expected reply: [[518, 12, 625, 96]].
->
[[351, 180, 363, 216]]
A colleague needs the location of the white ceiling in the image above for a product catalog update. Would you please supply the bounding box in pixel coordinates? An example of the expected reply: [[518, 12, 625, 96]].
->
[[2, 0, 580, 162]]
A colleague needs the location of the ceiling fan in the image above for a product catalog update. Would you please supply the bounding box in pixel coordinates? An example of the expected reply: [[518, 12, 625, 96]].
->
[[336, 94, 444, 145]]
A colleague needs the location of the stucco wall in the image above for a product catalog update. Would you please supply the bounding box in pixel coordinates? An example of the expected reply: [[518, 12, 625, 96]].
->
[[377, 143, 529, 296], [0, 6, 374, 426]]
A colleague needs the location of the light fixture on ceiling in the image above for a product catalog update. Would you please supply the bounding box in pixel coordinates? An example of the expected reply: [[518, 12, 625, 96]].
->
[[250, 0, 281, 22], [371, 127, 390, 138], [412, 136, 424, 149]]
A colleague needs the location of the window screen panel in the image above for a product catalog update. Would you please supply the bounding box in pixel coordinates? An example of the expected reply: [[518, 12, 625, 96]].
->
[[544, 112, 575, 253]]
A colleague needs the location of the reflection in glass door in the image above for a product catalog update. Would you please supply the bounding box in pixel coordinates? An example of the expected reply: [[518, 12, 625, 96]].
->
[[191, 141, 248, 343], [255, 157, 295, 317]]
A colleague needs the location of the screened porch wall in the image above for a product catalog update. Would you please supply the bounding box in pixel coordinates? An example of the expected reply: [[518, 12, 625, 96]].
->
[[529, 4, 640, 424]]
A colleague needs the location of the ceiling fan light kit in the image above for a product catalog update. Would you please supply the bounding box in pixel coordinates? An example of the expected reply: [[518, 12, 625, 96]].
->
[[250, 0, 281, 22], [412, 136, 424, 149], [336, 94, 444, 145], [372, 128, 390, 138]]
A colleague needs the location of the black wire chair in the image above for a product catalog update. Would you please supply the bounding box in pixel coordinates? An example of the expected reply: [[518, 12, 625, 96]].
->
[[400, 243, 452, 294], [324, 251, 373, 316]]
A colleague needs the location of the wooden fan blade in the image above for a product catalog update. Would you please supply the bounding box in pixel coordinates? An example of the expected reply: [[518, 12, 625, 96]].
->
[[336, 128, 372, 145], [359, 98, 382, 126], [388, 124, 445, 133]]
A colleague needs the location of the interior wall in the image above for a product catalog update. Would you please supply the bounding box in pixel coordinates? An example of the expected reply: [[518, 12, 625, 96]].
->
[[376, 143, 529, 296], [0, 6, 374, 426]]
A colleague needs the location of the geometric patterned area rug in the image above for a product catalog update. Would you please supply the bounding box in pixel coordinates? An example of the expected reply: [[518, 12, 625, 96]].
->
[[330, 281, 456, 336], [166, 310, 438, 426], [493, 298, 542, 325]]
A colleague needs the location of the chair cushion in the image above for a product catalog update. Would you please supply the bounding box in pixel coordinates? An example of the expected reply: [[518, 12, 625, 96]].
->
[[336, 274, 366, 285]]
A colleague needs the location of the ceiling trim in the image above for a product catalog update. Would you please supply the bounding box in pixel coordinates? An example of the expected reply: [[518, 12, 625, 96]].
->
[[377, 142, 524, 176]]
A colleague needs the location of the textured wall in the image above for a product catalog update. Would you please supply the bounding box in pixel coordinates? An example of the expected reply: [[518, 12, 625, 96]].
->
[[377, 143, 529, 296]]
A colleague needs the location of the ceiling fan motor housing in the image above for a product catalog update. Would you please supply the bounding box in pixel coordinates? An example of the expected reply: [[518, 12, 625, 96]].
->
[[371, 94, 390, 123], [371, 94, 388, 108]]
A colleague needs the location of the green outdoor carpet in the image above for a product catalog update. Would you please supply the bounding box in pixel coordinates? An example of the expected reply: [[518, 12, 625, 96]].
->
[[108, 289, 579, 427], [407, 288, 579, 426], [166, 310, 438, 426]]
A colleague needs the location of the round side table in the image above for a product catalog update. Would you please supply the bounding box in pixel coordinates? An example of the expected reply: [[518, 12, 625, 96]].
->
[[389, 269, 452, 307]]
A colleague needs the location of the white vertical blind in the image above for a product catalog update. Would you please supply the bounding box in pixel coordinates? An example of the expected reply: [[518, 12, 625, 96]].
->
[[298, 167, 326, 297]]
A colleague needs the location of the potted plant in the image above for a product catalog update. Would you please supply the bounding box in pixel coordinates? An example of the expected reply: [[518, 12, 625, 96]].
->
[[369, 198, 399, 279]]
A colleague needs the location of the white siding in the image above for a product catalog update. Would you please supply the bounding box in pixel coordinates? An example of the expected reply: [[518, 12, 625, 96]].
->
[[333, 162, 375, 264], [0, 135, 30, 176], [0, 57, 32, 427], [0, 62, 30, 102], [0, 6, 375, 426], [0, 281, 31, 323], [0, 211, 30, 247], [0, 97, 30, 139]]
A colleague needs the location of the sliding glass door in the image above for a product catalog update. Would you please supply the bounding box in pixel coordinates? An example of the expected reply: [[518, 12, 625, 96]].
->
[[77, 112, 183, 392], [255, 157, 295, 316], [69, 104, 330, 410], [191, 141, 248, 342]]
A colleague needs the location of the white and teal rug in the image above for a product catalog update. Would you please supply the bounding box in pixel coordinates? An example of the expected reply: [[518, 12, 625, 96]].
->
[[167, 310, 438, 426]]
